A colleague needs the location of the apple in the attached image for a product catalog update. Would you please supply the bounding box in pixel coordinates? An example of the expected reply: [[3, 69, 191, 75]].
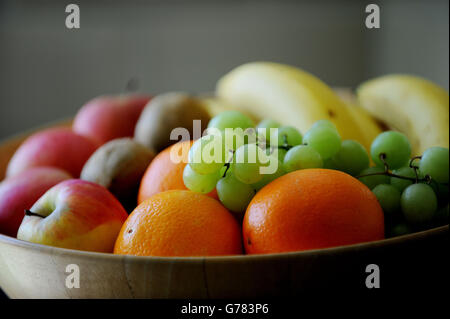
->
[[17, 179, 128, 253], [0, 167, 72, 237], [73, 94, 151, 145], [6, 127, 99, 178]]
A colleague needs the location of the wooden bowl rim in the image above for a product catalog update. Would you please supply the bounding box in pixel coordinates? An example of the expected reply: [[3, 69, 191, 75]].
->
[[1, 225, 447, 263]]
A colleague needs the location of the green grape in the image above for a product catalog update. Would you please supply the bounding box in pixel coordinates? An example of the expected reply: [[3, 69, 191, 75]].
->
[[401, 183, 437, 224], [221, 128, 245, 158], [330, 140, 369, 176], [233, 144, 268, 184], [302, 126, 341, 159], [389, 223, 412, 237], [277, 148, 288, 162], [410, 157, 421, 167], [256, 119, 280, 143], [425, 180, 449, 204], [270, 126, 303, 147], [323, 158, 338, 170], [283, 145, 323, 173], [216, 173, 255, 213], [243, 127, 259, 145], [311, 119, 338, 132], [257, 119, 280, 130], [358, 166, 390, 190], [372, 184, 401, 216], [390, 166, 419, 192], [215, 127, 257, 150], [188, 134, 225, 174], [266, 146, 287, 163], [219, 164, 231, 178], [259, 151, 282, 176], [207, 110, 254, 131], [183, 164, 220, 194], [419, 146, 449, 184], [370, 131, 411, 169], [252, 155, 285, 191]]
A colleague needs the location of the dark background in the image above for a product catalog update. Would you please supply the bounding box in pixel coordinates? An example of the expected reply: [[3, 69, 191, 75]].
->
[[0, 0, 448, 140]]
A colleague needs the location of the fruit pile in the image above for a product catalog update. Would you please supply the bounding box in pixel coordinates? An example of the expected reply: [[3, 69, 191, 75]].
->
[[183, 111, 449, 237], [184, 112, 346, 214], [358, 134, 449, 236], [0, 62, 447, 257]]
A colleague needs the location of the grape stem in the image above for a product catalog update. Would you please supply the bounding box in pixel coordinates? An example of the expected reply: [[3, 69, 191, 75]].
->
[[380, 153, 389, 172], [221, 149, 235, 177], [357, 171, 430, 183], [222, 163, 230, 178], [409, 155, 422, 182], [356, 153, 432, 184], [409, 156, 422, 168], [262, 134, 293, 152], [277, 134, 293, 151], [278, 144, 293, 151]]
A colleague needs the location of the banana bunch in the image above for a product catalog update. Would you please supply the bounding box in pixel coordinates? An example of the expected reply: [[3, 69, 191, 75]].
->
[[198, 95, 237, 118], [357, 75, 449, 156], [214, 62, 382, 151]]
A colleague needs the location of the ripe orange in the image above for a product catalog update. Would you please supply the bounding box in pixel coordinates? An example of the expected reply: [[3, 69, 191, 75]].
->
[[114, 190, 242, 256], [138, 140, 217, 204], [243, 169, 384, 254]]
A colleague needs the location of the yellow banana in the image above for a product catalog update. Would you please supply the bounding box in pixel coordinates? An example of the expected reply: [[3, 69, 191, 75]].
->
[[216, 62, 373, 150], [357, 74, 449, 155], [197, 95, 234, 118], [335, 88, 384, 151]]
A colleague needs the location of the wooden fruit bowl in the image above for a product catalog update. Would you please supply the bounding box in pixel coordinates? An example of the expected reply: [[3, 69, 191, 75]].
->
[[0, 120, 448, 298]]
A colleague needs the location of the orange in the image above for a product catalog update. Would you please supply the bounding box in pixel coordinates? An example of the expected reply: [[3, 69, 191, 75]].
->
[[243, 169, 384, 254], [138, 140, 217, 204], [114, 190, 242, 256]]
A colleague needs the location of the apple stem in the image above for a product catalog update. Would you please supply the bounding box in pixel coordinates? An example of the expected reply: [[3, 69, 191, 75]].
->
[[24, 210, 45, 218], [125, 77, 139, 92]]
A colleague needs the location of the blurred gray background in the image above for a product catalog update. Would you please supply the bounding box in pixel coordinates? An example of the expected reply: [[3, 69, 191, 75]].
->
[[0, 0, 448, 139]]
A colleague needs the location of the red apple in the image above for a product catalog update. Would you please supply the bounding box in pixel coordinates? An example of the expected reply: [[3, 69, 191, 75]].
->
[[73, 95, 151, 145], [17, 179, 128, 252], [0, 167, 72, 237], [6, 128, 99, 178]]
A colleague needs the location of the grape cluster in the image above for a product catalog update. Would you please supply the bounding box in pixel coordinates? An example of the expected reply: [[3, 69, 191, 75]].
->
[[184, 110, 343, 216], [183, 110, 449, 234], [357, 132, 449, 236]]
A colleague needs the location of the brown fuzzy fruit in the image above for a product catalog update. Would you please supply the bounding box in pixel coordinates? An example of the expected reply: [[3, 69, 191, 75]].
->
[[80, 138, 155, 212], [134, 92, 210, 153]]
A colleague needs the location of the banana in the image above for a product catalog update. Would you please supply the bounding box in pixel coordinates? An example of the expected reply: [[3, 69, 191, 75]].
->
[[216, 62, 374, 151], [197, 95, 234, 118], [335, 88, 384, 150], [357, 75, 449, 156]]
